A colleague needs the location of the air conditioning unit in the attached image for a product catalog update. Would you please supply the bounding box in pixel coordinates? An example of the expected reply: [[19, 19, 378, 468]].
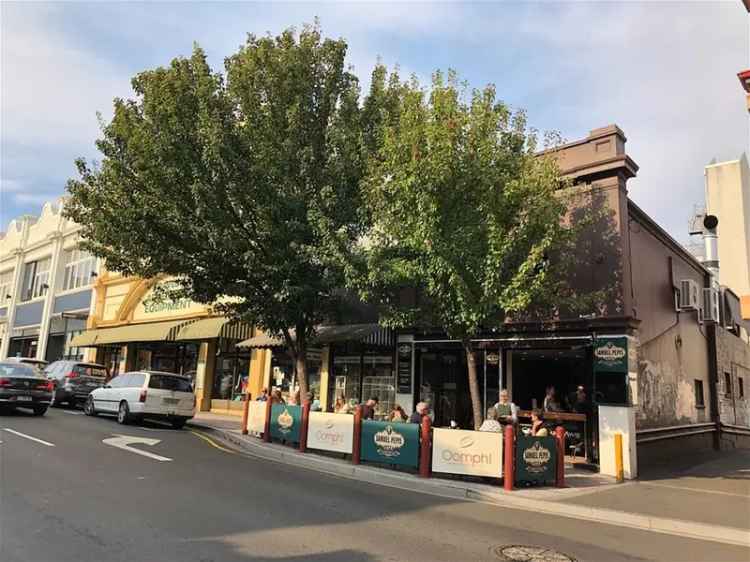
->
[[703, 287, 720, 324], [679, 279, 701, 311]]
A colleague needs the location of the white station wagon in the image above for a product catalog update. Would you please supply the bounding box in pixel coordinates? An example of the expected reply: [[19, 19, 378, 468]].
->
[[85, 370, 195, 429]]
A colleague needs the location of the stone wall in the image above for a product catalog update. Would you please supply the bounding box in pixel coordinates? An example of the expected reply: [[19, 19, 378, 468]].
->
[[716, 327, 750, 428]]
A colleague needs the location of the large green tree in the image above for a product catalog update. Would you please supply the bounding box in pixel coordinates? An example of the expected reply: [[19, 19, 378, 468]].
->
[[354, 70, 577, 429], [66, 24, 380, 398]]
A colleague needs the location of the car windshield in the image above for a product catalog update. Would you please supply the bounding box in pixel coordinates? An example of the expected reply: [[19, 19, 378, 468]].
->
[[148, 374, 193, 392], [73, 365, 108, 378], [0, 362, 38, 378]]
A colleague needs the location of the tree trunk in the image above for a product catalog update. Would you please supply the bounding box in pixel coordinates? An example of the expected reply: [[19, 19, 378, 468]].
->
[[295, 326, 308, 400], [464, 340, 483, 430]]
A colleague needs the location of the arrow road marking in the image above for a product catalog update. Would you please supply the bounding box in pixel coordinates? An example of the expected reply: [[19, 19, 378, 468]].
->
[[2, 428, 55, 447], [102, 434, 172, 462]]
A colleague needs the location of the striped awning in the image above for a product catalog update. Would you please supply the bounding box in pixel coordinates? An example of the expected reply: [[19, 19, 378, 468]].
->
[[70, 319, 189, 347], [175, 317, 253, 341], [237, 323, 393, 349]]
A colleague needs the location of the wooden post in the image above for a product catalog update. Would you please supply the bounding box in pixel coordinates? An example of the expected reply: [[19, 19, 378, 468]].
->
[[419, 415, 432, 478], [263, 398, 272, 443], [241, 393, 251, 435], [555, 426, 566, 488], [614, 433, 624, 483], [299, 400, 311, 453], [504, 424, 515, 491], [352, 406, 362, 465]]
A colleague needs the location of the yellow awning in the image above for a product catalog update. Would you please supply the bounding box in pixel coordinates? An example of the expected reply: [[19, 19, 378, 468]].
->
[[174, 317, 253, 341], [69, 319, 189, 347]]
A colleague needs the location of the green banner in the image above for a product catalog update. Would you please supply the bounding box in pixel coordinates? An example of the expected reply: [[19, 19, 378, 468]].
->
[[360, 421, 420, 468], [270, 404, 302, 443], [515, 435, 557, 485], [594, 336, 628, 374]]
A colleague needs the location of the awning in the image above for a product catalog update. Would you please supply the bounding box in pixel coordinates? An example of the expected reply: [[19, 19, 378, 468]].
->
[[237, 323, 393, 349], [175, 317, 253, 341], [70, 319, 188, 347]]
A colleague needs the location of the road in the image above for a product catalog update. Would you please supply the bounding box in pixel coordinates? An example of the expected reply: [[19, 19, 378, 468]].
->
[[0, 407, 746, 562]]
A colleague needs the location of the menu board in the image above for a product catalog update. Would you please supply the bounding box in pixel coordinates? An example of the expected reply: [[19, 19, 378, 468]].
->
[[396, 343, 412, 394]]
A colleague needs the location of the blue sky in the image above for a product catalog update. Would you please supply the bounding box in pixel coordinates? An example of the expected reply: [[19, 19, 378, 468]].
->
[[1, 1, 747, 242]]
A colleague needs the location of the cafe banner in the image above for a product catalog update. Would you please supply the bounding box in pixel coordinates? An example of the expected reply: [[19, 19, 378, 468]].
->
[[246, 400, 267, 434], [432, 428, 503, 478], [360, 420, 420, 468], [594, 336, 628, 374], [307, 412, 354, 454], [515, 435, 557, 485], [270, 404, 302, 443]]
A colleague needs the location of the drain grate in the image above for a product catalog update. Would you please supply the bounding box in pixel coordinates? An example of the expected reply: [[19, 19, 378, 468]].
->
[[494, 545, 576, 562]]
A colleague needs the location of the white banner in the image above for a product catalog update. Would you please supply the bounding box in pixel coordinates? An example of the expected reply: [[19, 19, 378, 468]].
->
[[432, 428, 503, 477], [246, 400, 267, 434], [307, 412, 354, 454]]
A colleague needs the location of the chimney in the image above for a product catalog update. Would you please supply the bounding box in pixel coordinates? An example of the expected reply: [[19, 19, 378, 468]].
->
[[702, 214, 719, 278]]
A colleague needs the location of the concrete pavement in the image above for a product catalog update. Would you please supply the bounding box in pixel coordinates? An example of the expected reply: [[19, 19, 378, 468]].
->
[[1, 407, 748, 562]]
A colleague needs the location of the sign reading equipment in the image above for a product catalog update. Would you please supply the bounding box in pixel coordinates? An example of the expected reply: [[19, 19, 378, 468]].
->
[[246, 400, 267, 434], [306, 412, 354, 454], [432, 428, 503, 478]]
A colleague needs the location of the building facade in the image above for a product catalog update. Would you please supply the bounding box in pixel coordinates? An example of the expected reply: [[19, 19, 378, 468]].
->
[[0, 200, 97, 362]]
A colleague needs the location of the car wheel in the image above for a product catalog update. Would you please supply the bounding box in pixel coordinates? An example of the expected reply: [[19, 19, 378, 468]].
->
[[117, 401, 130, 425], [171, 419, 186, 430], [84, 397, 97, 416], [32, 405, 48, 416], [68, 398, 77, 409]]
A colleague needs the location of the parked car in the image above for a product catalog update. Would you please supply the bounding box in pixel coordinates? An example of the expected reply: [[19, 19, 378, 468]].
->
[[84, 370, 195, 429], [0, 361, 54, 415], [5, 357, 49, 374], [44, 360, 108, 408]]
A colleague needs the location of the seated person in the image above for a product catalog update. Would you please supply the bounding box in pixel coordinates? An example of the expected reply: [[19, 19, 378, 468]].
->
[[530, 408, 549, 437], [479, 407, 503, 432]]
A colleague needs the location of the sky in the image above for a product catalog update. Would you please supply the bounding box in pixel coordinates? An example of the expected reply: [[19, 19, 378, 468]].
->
[[1, 1, 748, 243]]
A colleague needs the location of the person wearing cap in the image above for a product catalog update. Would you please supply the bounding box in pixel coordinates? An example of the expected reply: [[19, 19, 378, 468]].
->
[[409, 401, 429, 424]]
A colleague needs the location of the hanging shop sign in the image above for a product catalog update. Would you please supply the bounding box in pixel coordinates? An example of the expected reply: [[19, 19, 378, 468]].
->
[[360, 420, 420, 468], [515, 435, 557, 485], [397, 343, 413, 394], [593, 336, 628, 374], [306, 412, 354, 454], [270, 404, 302, 443], [246, 401, 267, 434], [432, 428, 503, 478]]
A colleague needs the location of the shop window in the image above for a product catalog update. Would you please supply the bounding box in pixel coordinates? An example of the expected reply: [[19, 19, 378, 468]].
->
[[62, 248, 97, 291], [21, 258, 51, 301], [362, 355, 395, 418], [694, 379, 705, 408], [0, 269, 14, 301], [740, 377, 745, 399], [725, 372, 732, 397]]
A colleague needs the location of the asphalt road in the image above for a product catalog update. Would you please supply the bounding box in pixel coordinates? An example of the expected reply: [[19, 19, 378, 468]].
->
[[0, 407, 746, 562]]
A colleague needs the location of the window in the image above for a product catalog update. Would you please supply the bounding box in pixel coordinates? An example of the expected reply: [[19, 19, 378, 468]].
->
[[21, 258, 51, 301], [0, 269, 13, 302], [148, 374, 192, 392], [72, 364, 107, 379], [725, 372, 732, 397], [694, 380, 705, 408], [740, 377, 745, 399], [129, 373, 147, 388], [62, 248, 97, 291]]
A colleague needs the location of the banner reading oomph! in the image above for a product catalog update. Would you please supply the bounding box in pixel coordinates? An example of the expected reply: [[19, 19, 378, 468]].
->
[[431, 428, 503, 478], [270, 404, 302, 443], [246, 400, 267, 434], [360, 420, 420, 468], [306, 412, 354, 454]]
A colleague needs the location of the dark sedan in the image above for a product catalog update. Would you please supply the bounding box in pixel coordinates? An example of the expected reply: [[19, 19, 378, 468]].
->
[[0, 361, 54, 416]]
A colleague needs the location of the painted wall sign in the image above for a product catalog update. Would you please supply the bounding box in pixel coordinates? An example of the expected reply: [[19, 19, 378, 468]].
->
[[133, 280, 206, 321], [246, 400, 267, 434], [270, 404, 302, 443], [306, 412, 354, 454], [515, 435, 557, 485], [397, 343, 413, 394], [360, 420, 419, 468], [432, 428, 503, 477], [594, 336, 628, 373]]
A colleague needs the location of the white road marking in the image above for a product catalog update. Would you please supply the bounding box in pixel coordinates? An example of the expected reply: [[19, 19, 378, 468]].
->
[[2, 428, 55, 447], [102, 434, 172, 462]]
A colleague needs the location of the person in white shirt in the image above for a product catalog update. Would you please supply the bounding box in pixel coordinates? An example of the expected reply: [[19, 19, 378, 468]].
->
[[479, 407, 503, 432], [493, 389, 518, 424]]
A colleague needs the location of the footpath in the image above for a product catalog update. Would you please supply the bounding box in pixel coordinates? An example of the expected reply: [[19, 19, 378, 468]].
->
[[187, 411, 750, 548]]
